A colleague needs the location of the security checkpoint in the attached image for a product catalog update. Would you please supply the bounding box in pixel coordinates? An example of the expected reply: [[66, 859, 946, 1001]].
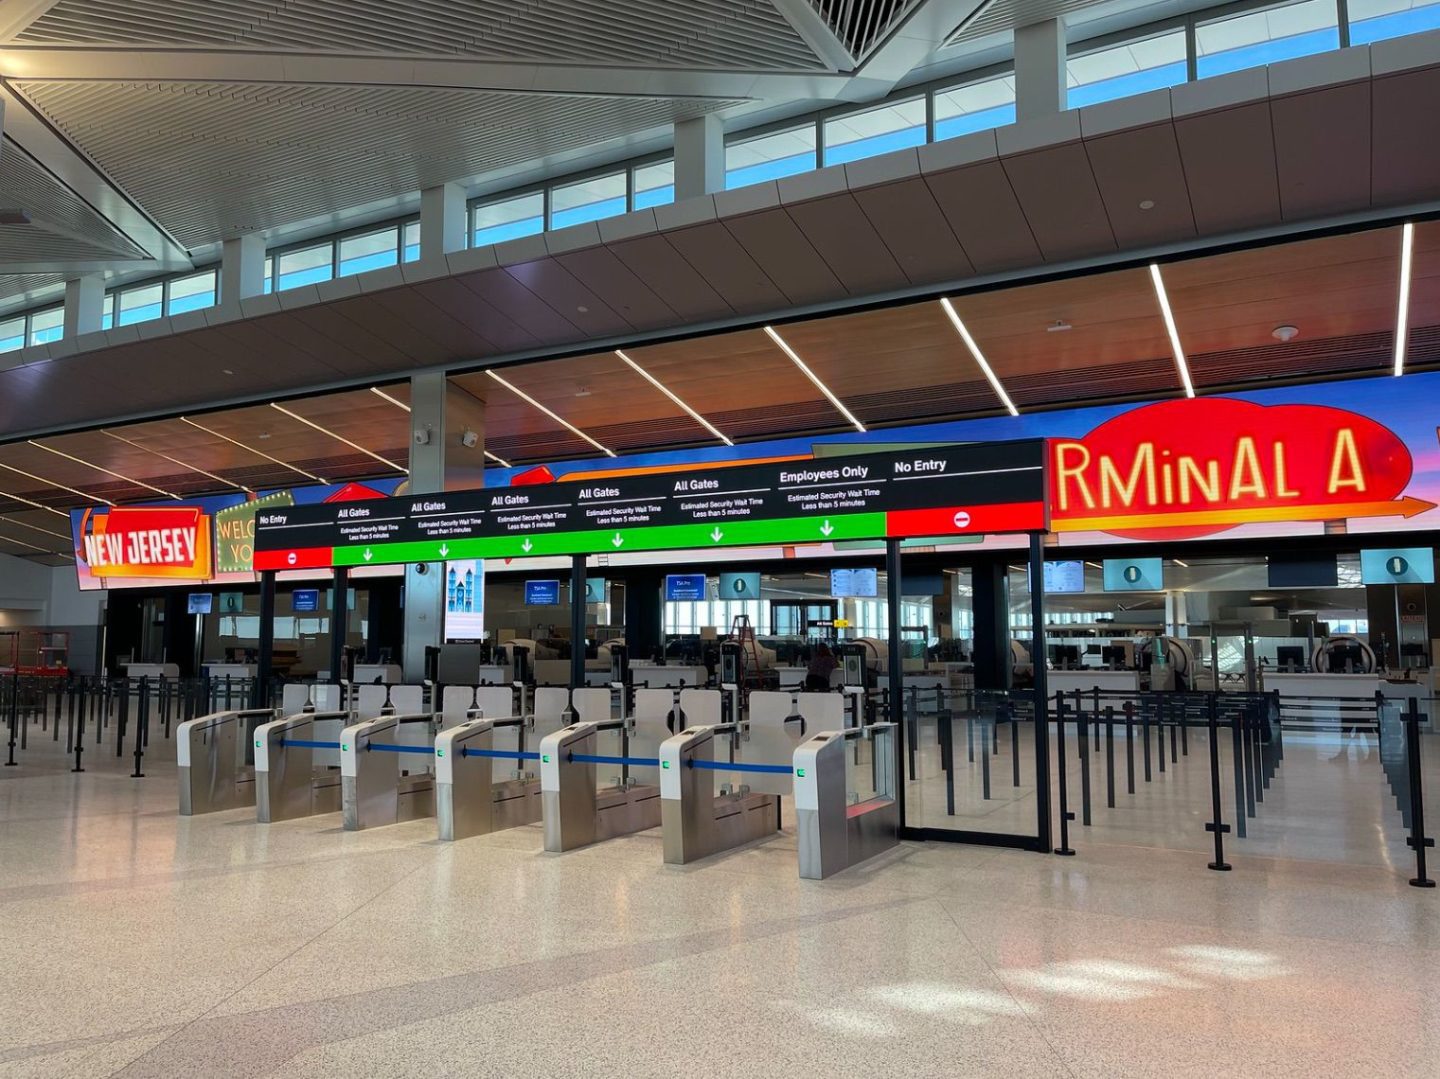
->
[[247, 439, 1055, 863], [176, 707, 276, 815]]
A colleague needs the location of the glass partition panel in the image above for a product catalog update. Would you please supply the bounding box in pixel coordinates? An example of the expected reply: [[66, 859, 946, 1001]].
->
[[472, 192, 544, 247], [1068, 29, 1188, 109]]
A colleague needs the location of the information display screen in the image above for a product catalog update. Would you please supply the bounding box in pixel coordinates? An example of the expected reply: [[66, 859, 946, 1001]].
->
[[187, 593, 213, 615], [524, 580, 561, 606], [584, 577, 606, 605], [255, 442, 1048, 571], [718, 571, 762, 598], [445, 560, 484, 640], [665, 574, 708, 601], [1361, 548, 1436, 584], [1103, 558, 1164, 591], [292, 588, 320, 612], [1027, 560, 1086, 594], [831, 568, 878, 597]]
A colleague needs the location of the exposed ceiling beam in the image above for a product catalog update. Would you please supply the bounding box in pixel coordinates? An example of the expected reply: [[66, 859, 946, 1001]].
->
[[771, 0, 858, 72], [0, 1, 63, 42], [0, 83, 192, 270]]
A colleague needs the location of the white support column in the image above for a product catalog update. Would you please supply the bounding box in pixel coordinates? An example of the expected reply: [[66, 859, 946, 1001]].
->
[[420, 183, 466, 267], [1014, 18, 1067, 121], [673, 114, 725, 200], [63, 275, 104, 339], [402, 372, 487, 679], [219, 233, 265, 314]]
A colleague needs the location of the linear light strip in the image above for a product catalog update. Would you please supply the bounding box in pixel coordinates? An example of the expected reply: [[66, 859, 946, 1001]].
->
[[938, 298, 1019, 417], [485, 370, 616, 458], [371, 381, 512, 468], [270, 403, 408, 473], [28, 440, 180, 500], [101, 430, 251, 493], [615, 349, 734, 447], [0, 486, 72, 519], [0, 514, 72, 541], [1395, 221, 1415, 377], [763, 325, 865, 433], [1149, 264, 1195, 399], [0, 461, 112, 506], [371, 386, 411, 412], [180, 417, 327, 483]]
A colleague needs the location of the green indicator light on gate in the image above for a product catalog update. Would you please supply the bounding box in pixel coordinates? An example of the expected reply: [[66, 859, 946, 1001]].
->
[[661, 760, 670, 769], [436, 749, 444, 758], [341, 743, 349, 752], [796, 767, 806, 778], [542, 754, 550, 764], [254, 740, 261, 748]]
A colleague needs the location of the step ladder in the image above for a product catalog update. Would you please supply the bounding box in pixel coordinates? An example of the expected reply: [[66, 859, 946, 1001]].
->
[[730, 615, 764, 693]]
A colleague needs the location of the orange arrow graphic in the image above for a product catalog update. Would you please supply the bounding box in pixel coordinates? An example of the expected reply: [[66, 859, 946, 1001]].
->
[[1054, 495, 1436, 533]]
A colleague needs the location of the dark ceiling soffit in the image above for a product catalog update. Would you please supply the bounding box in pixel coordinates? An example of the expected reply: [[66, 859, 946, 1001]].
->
[[1, 197, 1437, 446]]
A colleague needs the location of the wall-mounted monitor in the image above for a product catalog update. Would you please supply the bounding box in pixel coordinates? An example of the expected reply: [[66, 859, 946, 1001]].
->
[[1268, 552, 1338, 588], [1103, 558, 1164, 591], [1027, 560, 1085, 594], [664, 574, 707, 602], [291, 588, 320, 613], [187, 593, 213, 615], [718, 571, 762, 599], [1361, 548, 1436, 584], [524, 579, 561, 605], [583, 577, 606, 604], [445, 560, 484, 640], [830, 567, 878, 598]]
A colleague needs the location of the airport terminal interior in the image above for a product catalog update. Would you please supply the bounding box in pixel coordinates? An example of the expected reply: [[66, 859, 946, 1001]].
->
[[5, 0, 1440, 1075]]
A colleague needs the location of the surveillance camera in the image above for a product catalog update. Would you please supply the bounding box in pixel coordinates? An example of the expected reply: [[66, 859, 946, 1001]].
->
[[414, 428, 431, 446], [461, 430, 479, 449]]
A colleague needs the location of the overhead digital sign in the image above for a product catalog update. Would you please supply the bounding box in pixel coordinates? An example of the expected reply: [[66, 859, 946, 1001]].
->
[[1104, 558, 1164, 591], [718, 571, 762, 598], [830, 568, 878, 598], [524, 580, 561, 605], [1361, 548, 1436, 584], [665, 574, 708, 602], [77, 506, 213, 581], [254, 442, 1049, 570]]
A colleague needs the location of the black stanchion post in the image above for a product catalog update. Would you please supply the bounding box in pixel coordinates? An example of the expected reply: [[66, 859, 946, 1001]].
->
[[132, 677, 149, 778], [1205, 693, 1232, 871], [1125, 701, 1136, 794], [980, 713, 992, 800], [938, 708, 955, 816], [906, 685, 918, 782], [4, 672, 17, 766], [1053, 695, 1075, 855], [1230, 699, 1247, 839], [115, 679, 129, 758], [1010, 700, 1021, 788], [1143, 700, 1153, 782], [1404, 697, 1435, 888], [1105, 705, 1116, 809], [1077, 701, 1092, 827]]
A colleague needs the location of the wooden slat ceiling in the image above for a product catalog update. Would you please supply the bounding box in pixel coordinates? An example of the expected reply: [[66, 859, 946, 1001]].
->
[[0, 220, 1433, 562]]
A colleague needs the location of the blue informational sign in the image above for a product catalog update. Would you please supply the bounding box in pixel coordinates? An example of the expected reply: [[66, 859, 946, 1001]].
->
[[665, 574, 708, 601], [584, 577, 606, 604], [830, 567, 878, 597], [1103, 558, 1165, 592], [187, 593, 213, 615], [718, 571, 762, 599], [525, 579, 562, 605], [1361, 548, 1436, 584], [292, 588, 320, 612]]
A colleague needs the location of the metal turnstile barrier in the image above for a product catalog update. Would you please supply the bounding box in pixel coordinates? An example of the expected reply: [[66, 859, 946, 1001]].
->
[[253, 709, 351, 822], [659, 723, 782, 865], [538, 720, 661, 852], [795, 722, 899, 880], [340, 712, 438, 831], [435, 717, 543, 841], [176, 707, 276, 815]]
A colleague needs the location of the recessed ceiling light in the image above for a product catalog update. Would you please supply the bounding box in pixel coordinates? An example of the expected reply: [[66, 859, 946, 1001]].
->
[[1046, 320, 1072, 333], [1139, 199, 1156, 211], [576, 305, 589, 313], [222, 368, 234, 375], [1272, 325, 1299, 343]]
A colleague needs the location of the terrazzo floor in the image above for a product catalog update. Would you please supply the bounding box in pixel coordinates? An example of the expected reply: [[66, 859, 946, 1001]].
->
[[4, 721, 1440, 1077]]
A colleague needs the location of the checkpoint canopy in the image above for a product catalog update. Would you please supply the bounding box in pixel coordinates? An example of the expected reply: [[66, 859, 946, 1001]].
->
[[253, 441, 1049, 570]]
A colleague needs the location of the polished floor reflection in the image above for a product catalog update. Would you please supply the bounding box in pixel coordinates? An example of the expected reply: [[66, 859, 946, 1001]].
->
[[4, 732, 1440, 1078]]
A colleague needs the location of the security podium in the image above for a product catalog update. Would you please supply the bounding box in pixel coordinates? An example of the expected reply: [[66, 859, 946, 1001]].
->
[[795, 722, 899, 880]]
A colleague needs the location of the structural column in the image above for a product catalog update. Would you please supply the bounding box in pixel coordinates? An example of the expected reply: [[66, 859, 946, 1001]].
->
[[1014, 18, 1067, 121], [219, 233, 266, 315], [63, 276, 104, 339], [254, 571, 276, 708], [401, 373, 487, 681], [673, 114, 725, 200], [420, 183, 466, 269]]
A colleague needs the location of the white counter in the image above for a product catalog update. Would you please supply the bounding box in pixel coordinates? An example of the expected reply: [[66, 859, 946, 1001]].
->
[[1048, 669, 1140, 697], [630, 663, 708, 689], [203, 663, 255, 680], [124, 663, 179, 680]]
